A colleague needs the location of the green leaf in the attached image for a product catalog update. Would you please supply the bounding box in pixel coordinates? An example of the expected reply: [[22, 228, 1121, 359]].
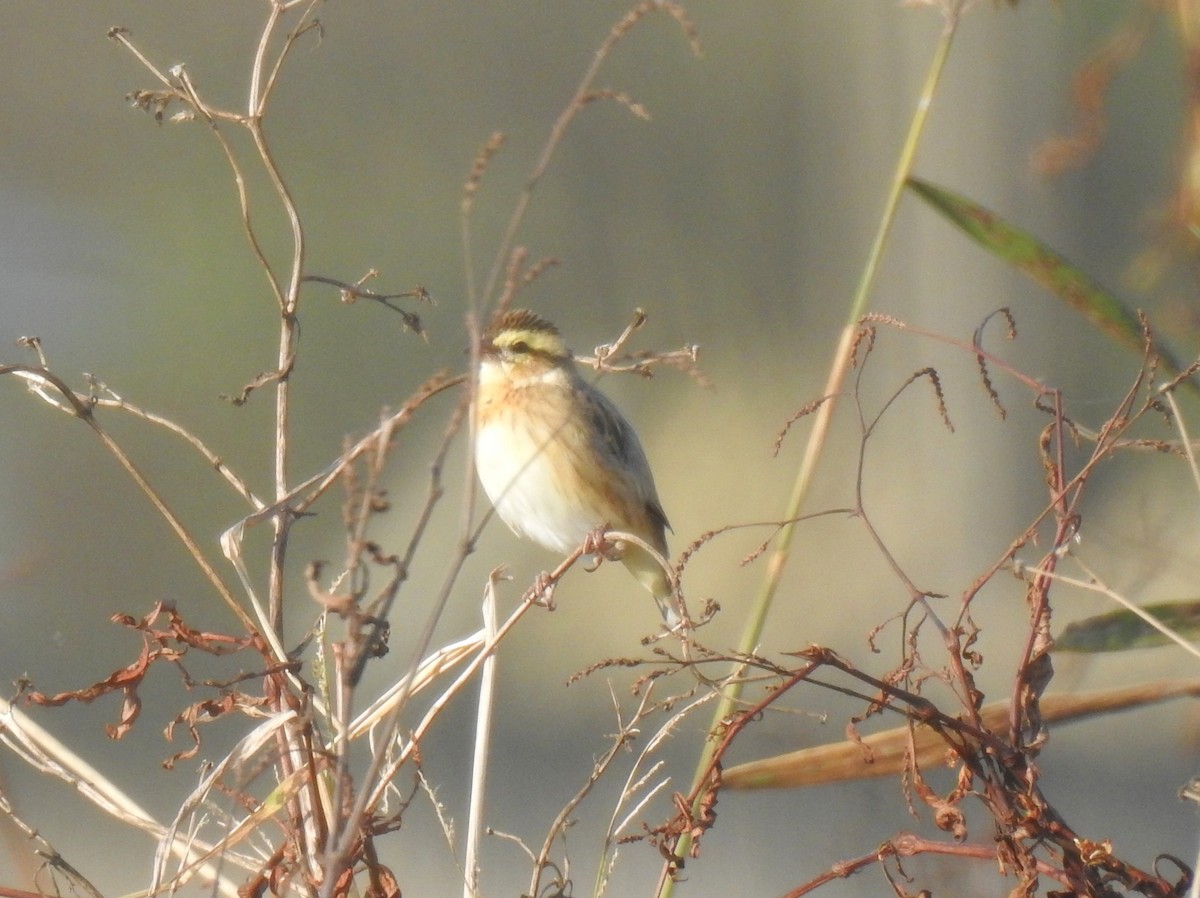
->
[[1055, 600, 1200, 652], [907, 176, 1192, 387]]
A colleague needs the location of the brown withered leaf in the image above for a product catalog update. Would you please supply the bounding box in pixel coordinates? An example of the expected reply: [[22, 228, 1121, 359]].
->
[[24, 601, 258, 742], [163, 691, 270, 770], [25, 634, 180, 739], [364, 865, 401, 898]]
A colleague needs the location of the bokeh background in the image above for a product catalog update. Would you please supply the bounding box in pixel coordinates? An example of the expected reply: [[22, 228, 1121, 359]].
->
[[1, 1, 1198, 895]]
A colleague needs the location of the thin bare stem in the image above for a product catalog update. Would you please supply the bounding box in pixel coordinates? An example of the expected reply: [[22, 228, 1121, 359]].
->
[[4, 365, 255, 632], [1022, 558, 1200, 662], [478, 2, 698, 311], [89, 383, 264, 510]]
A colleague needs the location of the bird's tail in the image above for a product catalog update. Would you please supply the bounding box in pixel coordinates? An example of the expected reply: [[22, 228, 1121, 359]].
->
[[623, 545, 683, 627]]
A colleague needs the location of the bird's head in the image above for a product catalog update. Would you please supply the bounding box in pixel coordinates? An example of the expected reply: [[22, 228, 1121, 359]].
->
[[480, 310, 571, 378]]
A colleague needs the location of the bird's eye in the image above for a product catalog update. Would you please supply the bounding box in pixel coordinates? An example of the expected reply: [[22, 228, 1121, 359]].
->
[[511, 340, 530, 354]]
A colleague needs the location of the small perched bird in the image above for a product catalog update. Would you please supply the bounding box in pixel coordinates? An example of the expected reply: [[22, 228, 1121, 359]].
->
[[474, 309, 677, 623]]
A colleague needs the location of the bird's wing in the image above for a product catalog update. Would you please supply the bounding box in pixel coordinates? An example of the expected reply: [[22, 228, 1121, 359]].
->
[[581, 382, 672, 533]]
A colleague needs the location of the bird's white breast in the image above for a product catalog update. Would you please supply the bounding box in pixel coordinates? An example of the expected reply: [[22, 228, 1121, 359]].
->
[[475, 416, 598, 554]]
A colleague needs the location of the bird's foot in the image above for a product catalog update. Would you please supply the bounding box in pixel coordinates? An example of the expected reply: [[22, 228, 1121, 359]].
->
[[581, 524, 620, 570], [524, 570, 558, 610], [580, 524, 610, 555]]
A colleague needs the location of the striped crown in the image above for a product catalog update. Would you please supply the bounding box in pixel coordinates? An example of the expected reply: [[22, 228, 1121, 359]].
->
[[485, 309, 568, 360]]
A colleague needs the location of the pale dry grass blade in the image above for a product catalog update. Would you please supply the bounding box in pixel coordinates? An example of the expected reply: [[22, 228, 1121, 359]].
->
[[722, 681, 1200, 790], [462, 573, 501, 898], [149, 710, 300, 894], [0, 697, 245, 896]]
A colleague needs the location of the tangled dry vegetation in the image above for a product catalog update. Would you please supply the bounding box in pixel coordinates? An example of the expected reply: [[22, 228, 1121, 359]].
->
[[2, 3, 1198, 898]]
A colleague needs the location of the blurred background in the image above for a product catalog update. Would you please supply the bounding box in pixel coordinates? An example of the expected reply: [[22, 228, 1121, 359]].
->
[[1, 1, 1197, 895]]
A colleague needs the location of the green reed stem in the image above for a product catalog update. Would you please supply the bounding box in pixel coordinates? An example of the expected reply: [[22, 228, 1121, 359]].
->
[[655, 7, 965, 894]]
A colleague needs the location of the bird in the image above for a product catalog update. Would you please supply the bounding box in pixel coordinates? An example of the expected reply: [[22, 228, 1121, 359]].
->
[[473, 309, 678, 624]]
